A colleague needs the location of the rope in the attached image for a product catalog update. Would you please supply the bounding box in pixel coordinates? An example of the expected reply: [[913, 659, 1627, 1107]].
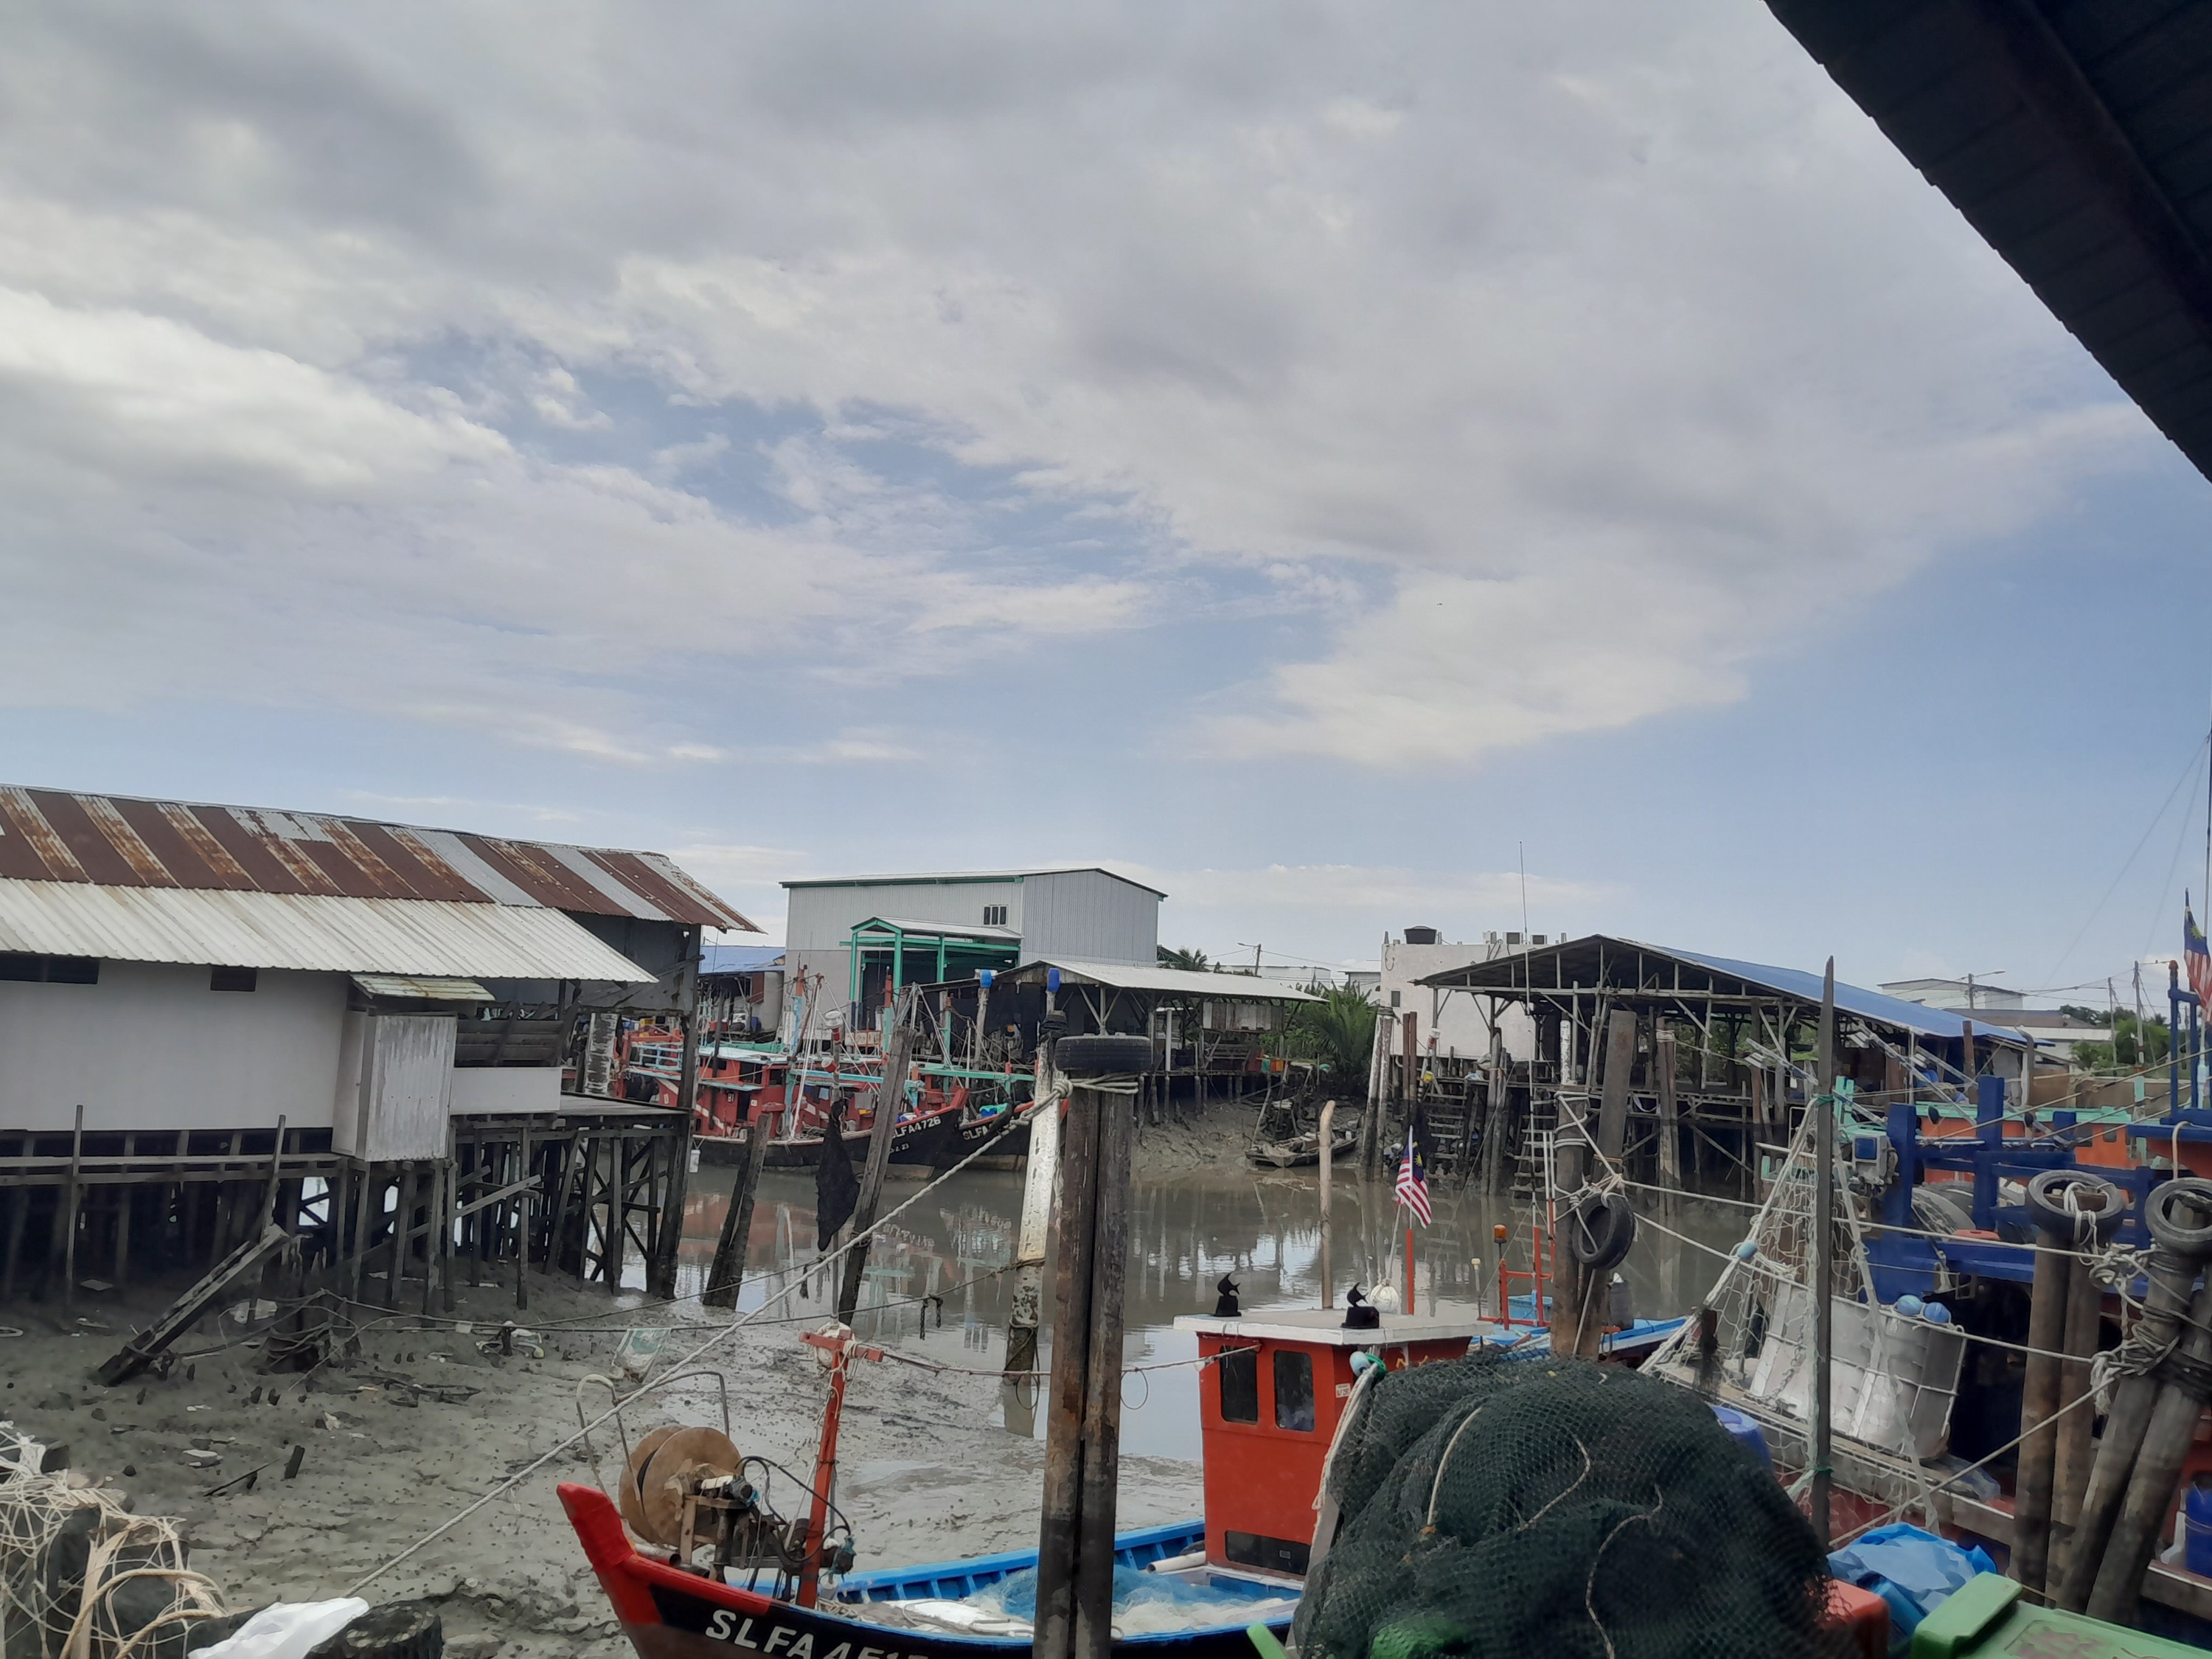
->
[[0, 1428, 227, 1659], [344, 1091, 1050, 1597]]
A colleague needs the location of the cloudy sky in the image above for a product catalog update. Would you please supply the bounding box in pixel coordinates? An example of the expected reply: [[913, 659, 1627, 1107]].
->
[[3, 2, 2208, 998]]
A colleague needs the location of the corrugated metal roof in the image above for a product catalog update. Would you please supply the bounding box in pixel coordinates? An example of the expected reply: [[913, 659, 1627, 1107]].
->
[[0, 787, 754, 931], [1416, 933, 2028, 1046], [1001, 959, 1320, 1002], [857, 916, 1023, 942], [782, 867, 1169, 899], [1768, 0, 2212, 486], [700, 944, 786, 975], [351, 975, 495, 1001], [0, 880, 656, 980]]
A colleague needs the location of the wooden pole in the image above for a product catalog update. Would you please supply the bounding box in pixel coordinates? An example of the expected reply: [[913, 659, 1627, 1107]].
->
[[514, 1124, 529, 1312], [1402, 1225, 1416, 1313], [61, 1104, 84, 1310], [1034, 1065, 1102, 1659], [2058, 1194, 2212, 1611], [1360, 1009, 1391, 1177], [2091, 1268, 2212, 1623], [1812, 959, 1837, 1551], [838, 990, 919, 1323], [2014, 1224, 2072, 1596], [2052, 1251, 2101, 1578], [648, 995, 703, 1300], [1006, 1043, 1062, 1375], [1072, 1075, 1133, 1659], [1318, 1099, 1335, 1308], [1594, 1009, 1637, 1164], [1657, 1031, 1681, 1191], [703, 1116, 772, 1311]]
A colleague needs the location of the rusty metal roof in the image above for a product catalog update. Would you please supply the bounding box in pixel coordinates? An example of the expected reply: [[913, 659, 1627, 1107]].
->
[[0, 787, 754, 931], [0, 882, 658, 979]]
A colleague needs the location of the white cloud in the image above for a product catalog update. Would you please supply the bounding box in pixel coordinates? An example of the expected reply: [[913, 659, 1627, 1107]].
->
[[0, 3, 2161, 771]]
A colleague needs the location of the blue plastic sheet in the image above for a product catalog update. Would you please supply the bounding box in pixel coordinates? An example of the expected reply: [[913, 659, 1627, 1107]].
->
[[1827, 1524, 1995, 1656], [987, 1565, 1267, 1621]]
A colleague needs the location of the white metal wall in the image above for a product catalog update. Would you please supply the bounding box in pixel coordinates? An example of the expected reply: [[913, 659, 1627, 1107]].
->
[[0, 961, 349, 1133], [784, 877, 1026, 1011], [1020, 870, 1158, 966]]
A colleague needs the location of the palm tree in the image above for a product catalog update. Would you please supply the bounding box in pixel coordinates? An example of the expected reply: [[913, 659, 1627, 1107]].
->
[[1291, 984, 1377, 1081], [1157, 946, 1211, 972]]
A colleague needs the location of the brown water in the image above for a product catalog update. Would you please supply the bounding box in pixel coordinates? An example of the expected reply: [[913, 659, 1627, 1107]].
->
[[669, 1164, 1744, 1461]]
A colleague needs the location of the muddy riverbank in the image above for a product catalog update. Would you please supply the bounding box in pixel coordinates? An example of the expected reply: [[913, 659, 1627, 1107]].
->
[[0, 1163, 1737, 1658]]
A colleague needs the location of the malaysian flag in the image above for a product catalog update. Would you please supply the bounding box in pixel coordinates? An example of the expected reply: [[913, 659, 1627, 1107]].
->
[[2189, 898, 2212, 1018], [1394, 1128, 1432, 1226]]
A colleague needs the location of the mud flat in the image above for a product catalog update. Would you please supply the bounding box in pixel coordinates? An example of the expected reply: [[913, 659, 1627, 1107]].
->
[[1, 1272, 1203, 1659]]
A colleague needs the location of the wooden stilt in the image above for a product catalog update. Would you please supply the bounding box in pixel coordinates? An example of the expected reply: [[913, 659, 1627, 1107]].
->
[[515, 1125, 530, 1313], [60, 1104, 85, 1309]]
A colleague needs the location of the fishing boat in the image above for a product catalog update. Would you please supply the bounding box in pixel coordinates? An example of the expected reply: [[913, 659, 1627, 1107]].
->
[[1637, 1045, 2212, 1644], [563, 1251, 1697, 1659]]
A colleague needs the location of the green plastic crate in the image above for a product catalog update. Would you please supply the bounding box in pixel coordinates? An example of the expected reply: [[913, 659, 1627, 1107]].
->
[[1912, 1573, 2205, 1658]]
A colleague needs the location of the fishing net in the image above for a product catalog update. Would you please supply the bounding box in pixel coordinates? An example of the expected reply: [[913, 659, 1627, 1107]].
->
[[1291, 1354, 1851, 1659], [0, 1425, 228, 1659]]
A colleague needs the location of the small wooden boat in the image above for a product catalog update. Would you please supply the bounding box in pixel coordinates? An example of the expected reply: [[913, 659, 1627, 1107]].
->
[[1245, 1127, 1358, 1170], [562, 1489, 1286, 1659]]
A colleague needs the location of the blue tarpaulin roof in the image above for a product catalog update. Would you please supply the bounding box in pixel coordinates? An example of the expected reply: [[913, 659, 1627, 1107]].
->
[[1419, 934, 2029, 1047], [1651, 943, 2028, 1047]]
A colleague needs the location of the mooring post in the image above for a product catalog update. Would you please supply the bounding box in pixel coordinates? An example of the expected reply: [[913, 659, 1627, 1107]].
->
[[704, 1113, 773, 1311], [838, 990, 919, 1324], [1034, 1034, 1150, 1659], [2014, 1234, 2070, 1596], [1072, 1048, 1137, 1659], [1657, 1030, 1681, 1192], [2059, 1178, 2212, 1611], [1006, 1032, 1064, 1376], [1033, 1051, 1102, 1659], [1318, 1099, 1336, 1308]]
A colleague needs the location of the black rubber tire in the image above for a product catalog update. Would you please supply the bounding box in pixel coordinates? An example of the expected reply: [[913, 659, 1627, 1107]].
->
[[2146, 1177, 2212, 1257], [307, 1603, 442, 1659], [1054, 1035, 1156, 1077], [2026, 1169, 2126, 1241], [1566, 1192, 1636, 1271]]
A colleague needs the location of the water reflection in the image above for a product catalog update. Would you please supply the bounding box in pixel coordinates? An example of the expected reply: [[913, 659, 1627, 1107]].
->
[[672, 1167, 1742, 1461]]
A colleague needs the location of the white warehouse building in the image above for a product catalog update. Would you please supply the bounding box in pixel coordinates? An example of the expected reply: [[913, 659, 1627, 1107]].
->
[[782, 866, 1163, 1031]]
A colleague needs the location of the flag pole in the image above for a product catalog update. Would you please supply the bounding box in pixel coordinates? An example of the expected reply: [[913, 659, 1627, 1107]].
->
[[1404, 1225, 1415, 1312]]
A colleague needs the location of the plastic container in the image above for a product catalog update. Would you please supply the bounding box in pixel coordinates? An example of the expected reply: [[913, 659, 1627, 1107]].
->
[[1828, 1523, 1993, 1653], [1824, 1580, 1891, 1659], [1910, 1572, 2205, 1657], [1708, 1405, 1773, 1471], [2186, 1473, 2212, 1576]]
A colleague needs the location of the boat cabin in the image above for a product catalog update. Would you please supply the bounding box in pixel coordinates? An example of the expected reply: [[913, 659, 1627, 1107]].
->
[[1173, 1308, 1486, 1579]]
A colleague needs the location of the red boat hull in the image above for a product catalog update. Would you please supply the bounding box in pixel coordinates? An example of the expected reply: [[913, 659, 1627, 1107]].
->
[[560, 1484, 1279, 1659]]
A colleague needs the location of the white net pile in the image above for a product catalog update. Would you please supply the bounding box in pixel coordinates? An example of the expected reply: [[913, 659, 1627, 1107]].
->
[[0, 1425, 228, 1659]]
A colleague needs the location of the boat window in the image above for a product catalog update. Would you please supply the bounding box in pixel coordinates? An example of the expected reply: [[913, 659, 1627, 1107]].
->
[[1217, 1347, 1259, 1423], [1273, 1351, 1315, 1432]]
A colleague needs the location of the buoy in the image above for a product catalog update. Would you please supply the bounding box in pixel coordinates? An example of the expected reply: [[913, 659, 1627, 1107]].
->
[[1895, 1295, 1925, 1318], [1924, 1303, 1952, 1325], [1734, 1239, 1759, 1261]]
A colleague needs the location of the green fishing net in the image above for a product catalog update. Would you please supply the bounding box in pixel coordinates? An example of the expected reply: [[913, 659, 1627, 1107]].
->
[[1291, 1354, 1851, 1659]]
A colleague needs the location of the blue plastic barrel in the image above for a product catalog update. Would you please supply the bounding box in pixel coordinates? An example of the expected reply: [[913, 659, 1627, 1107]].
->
[[1709, 1405, 1773, 1470], [2185, 1477, 2212, 1576]]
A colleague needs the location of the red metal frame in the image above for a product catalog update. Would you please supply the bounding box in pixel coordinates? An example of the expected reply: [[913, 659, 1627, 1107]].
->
[[795, 1326, 882, 1607], [1495, 1227, 1548, 1329]]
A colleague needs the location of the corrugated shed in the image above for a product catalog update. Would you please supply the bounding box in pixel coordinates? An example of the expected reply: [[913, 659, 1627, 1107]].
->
[[0, 880, 657, 980], [0, 787, 753, 930]]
